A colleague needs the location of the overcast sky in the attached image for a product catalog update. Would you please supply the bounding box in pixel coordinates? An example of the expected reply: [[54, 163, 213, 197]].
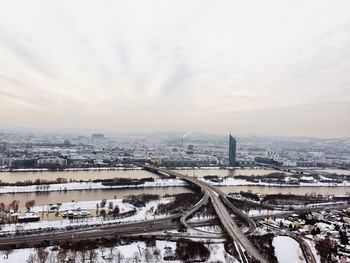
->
[[0, 0, 349, 138]]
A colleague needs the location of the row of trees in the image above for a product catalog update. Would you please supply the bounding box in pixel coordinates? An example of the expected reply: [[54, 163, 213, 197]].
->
[[262, 193, 328, 205], [0, 200, 20, 212], [0, 178, 70, 187], [0, 199, 36, 224], [175, 238, 210, 261], [247, 234, 278, 263], [122, 194, 160, 208], [315, 235, 338, 263], [100, 177, 154, 186], [157, 193, 201, 215], [2, 235, 222, 263], [95, 199, 121, 218], [0, 199, 35, 212]]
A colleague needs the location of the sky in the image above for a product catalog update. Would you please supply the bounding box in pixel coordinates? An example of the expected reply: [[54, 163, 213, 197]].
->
[[0, 0, 349, 138]]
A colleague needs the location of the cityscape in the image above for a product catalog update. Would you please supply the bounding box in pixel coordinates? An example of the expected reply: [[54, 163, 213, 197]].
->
[[1, 0, 350, 263], [0, 131, 350, 262]]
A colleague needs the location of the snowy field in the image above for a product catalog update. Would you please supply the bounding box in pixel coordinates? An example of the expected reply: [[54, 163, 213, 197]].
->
[[272, 236, 306, 263], [0, 178, 187, 194], [1, 240, 239, 263]]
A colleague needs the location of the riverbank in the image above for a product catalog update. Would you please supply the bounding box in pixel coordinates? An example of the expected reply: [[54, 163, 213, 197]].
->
[[0, 179, 187, 194]]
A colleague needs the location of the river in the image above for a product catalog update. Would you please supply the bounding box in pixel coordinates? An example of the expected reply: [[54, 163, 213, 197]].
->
[[0, 168, 302, 184], [0, 186, 193, 212], [1, 169, 349, 212]]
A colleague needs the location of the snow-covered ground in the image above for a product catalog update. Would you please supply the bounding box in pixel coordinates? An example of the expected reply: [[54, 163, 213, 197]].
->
[[273, 236, 307, 263], [0, 178, 187, 194], [0, 241, 179, 263], [30, 198, 134, 213], [0, 240, 239, 263], [0, 197, 173, 234], [187, 214, 217, 222], [191, 225, 223, 235], [303, 235, 321, 263], [248, 209, 290, 217]]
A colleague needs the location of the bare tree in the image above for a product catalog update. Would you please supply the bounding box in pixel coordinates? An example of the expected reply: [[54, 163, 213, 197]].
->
[[143, 248, 153, 263], [35, 247, 49, 263], [9, 200, 20, 211], [112, 205, 120, 217], [26, 253, 37, 263], [78, 249, 87, 263], [3, 249, 13, 260], [115, 249, 125, 263], [108, 201, 114, 210], [0, 202, 5, 211], [132, 252, 140, 263], [57, 247, 68, 263], [87, 248, 97, 263], [25, 200, 36, 211], [99, 209, 107, 218], [153, 248, 161, 262], [67, 249, 77, 263]]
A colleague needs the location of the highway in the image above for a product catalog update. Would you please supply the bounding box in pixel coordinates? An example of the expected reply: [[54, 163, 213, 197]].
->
[[0, 215, 228, 248], [150, 167, 270, 263], [209, 190, 269, 263], [205, 183, 257, 235], [0, 216, 180, 247], [179, 192, 212, 234]]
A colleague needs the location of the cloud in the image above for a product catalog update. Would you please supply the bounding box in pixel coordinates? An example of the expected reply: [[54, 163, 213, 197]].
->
[[0, 0, 349, 137], [0, 28, 55, 78]]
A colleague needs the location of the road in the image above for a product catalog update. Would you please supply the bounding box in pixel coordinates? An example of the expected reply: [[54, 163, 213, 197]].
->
[[0, 215, 232, 248], [287, 234, 317, 263], [179, 192, 212, 234], [150, 167, 270, 263], [0, 216, 179, 247]]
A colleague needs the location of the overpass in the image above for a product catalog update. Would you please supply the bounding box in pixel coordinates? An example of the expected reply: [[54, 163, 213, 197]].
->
[[144, 165, 270, 263]]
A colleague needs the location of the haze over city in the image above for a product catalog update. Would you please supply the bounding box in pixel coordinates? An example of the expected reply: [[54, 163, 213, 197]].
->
[[1, 0, 349, 137]]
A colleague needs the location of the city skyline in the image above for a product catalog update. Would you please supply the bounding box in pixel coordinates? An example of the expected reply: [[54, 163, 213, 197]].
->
[[0, 0, 349, 138]]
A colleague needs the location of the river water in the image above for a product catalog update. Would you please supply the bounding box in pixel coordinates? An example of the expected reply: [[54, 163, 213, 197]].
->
[[0, 168, 289, 184], [0, 187, 193, 212], [1, 169, 349, 212]]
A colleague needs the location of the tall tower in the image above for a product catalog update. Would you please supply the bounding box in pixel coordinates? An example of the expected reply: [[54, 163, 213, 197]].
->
[[229, 134, 236, 167]]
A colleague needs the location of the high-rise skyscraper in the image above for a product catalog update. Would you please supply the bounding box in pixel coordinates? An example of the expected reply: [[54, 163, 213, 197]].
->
[[229, 134, 236, 167]]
